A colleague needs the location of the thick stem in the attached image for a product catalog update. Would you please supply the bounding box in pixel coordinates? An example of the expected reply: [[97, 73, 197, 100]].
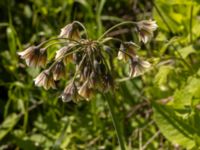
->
[[104, 93, 126, 150], [98, 21, 137, 41]]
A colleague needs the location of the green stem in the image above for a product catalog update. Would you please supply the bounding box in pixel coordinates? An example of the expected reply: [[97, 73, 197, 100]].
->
[[100, 37, 123, 44], [73, 21, 89, 39], [189, 4, 193, 43], [43, 41, 69, 50], [189, 3, 194, 65], [153, 2, 173, 33], [48, 48, 82, 71], [104, 93, 126, 150], [98, 21, 137, 41], [38, 37, 81, 48]]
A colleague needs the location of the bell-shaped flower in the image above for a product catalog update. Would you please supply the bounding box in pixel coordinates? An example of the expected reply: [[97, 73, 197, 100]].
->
[[118, 42, 139, 61], [18, 46, 47, 67], [61, 82, 79, 102], [78, 80, 92, 101], [59, 23, 80, 40], [34, 70, 56, 90], [55, 44, 76, 63], [136, 20, 158, 43], [129, 56, 151, 77], [52, 61, 65, 81]]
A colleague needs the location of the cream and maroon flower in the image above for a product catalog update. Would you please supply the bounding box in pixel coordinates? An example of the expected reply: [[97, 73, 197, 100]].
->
[[129, 56, 151, 77], [34, 70, 56, 90], [52, 61, 65, 81], [55, 44, 76, 63], [136, 20, 158, 43], [61, 82, 82, 102], [118, 42, 139, 61], [61, 82, 79, 102], [18, 46, 47, 67], [59, 23, 80, 40], [78, 80, 92, 101]]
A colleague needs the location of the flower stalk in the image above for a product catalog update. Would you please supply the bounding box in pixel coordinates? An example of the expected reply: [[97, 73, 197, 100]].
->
[[104, 93, 126, 150]]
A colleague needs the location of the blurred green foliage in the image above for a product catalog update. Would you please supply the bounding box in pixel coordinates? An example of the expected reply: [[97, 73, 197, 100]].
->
[[0, 0, 200, 149]]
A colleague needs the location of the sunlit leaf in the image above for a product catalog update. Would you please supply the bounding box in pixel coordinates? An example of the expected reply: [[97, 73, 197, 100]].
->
[[0, 113, 19, 140], [153, 103, 196, 149], [177, 45, 196, 59]]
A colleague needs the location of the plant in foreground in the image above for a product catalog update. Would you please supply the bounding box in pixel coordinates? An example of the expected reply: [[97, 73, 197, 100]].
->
[[18, 20, 157, 102], [18, 20, 157, 149]]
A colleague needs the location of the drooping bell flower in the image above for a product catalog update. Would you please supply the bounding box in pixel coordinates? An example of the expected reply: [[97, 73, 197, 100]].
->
[[59, 23, 80, 40], [118, 42, 139, 61], [34, 70, 56, 90], [52, 61, 65, 81], [18, 46, 47, 67], [136, 20, 158, 43], [129, 56, 151, 77], [61, 82, 79, 102]]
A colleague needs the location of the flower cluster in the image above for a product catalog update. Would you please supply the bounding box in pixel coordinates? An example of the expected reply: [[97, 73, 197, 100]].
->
[[18, 20, 157, 102]]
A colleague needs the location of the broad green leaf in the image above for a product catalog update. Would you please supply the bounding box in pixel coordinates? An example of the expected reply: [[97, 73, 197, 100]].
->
[[173, 77, 200, 108], [154, 65, 173, 86], [173, 89, 192, 108], [156, 0, 194, 5], [153, 103, 196, 149], [177, 45, 196, 59], [0, 113, 19, 140]]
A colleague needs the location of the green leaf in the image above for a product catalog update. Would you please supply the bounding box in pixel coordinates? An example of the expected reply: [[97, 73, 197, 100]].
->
[[6, 26, 17, 58], [154, 65, 173, 86], [177, 45, 196, 59], [156, 0, 194, 5], [153, 103, 196, 149], [173, 89, 192, 108], [0, 113, 19, 140], [173, 77, 200, 108]]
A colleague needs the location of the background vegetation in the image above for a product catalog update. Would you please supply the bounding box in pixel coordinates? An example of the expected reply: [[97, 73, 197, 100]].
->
[[0, 0, 200, 149]]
